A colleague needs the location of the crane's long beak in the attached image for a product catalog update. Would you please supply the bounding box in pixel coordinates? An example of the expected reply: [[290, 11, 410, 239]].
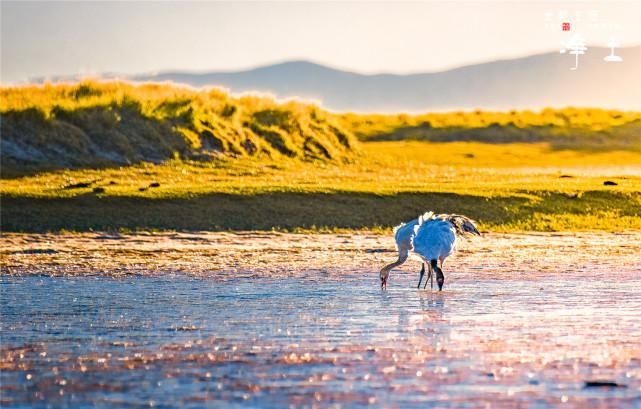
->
[[381, 276, 387, 290]]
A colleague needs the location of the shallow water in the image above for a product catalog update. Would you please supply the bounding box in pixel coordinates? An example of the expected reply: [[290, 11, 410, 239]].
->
[[1, 232, 640, 408]]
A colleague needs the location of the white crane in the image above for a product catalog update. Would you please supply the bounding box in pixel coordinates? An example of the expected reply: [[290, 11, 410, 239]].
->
[[379, 216, 425, 290], [412, 212, 480, 291]]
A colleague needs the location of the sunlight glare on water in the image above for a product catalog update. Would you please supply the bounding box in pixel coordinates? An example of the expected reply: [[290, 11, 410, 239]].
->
[[1, 233, 640, 408]]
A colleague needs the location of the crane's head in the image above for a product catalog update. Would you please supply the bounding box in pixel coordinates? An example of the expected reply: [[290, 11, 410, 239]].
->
[[380, 266, 391, 290]]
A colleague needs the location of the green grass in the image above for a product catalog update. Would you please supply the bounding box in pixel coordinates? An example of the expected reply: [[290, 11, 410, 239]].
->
[[2, 141, 640, 232], [339, 109, 641, 150]]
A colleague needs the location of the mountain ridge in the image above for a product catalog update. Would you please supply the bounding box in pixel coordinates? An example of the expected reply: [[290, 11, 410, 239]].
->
[[28, 46, 641, 112]]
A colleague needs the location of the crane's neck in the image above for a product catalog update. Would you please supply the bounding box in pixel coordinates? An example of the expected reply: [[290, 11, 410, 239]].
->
[[382, 257, 405, 273]]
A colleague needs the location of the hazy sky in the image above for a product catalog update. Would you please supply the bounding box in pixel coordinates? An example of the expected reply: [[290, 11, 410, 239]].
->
[[1, 0, 640, 82]]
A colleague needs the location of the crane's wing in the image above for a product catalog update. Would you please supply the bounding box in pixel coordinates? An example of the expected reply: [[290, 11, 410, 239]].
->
[[412, 218, 457, 261], [393, 216, 421, 252], [392, 222, 405, 252]]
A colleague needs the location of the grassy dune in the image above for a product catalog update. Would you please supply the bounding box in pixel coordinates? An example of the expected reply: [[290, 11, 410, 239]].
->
[[1, 82, 640, 232], [1, 81, 356, 176]]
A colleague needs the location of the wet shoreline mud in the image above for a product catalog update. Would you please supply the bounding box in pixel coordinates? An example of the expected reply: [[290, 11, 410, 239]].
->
[[1, 232, 640, 407], [2, 231, 640, 278]]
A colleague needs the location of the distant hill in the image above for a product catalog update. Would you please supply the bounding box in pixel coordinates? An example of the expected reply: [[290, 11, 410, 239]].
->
[[128, 47, 641, 112]]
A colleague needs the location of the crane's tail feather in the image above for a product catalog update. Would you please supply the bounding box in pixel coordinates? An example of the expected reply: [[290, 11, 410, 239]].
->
[[443, 214, 481, 237]]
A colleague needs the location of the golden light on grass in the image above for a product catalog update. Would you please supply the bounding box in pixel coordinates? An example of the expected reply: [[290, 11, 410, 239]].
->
[[1, 81, 640, 232]]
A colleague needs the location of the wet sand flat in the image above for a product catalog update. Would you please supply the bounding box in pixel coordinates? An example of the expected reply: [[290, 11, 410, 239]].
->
[[1, 232, 640, 408]]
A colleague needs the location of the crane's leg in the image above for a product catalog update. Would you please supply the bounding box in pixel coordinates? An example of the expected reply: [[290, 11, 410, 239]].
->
[[430, 267, 434, 289], [431, 259, 445, 291], [424, 264, 432, 289], [417, 263, 426, 289]]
